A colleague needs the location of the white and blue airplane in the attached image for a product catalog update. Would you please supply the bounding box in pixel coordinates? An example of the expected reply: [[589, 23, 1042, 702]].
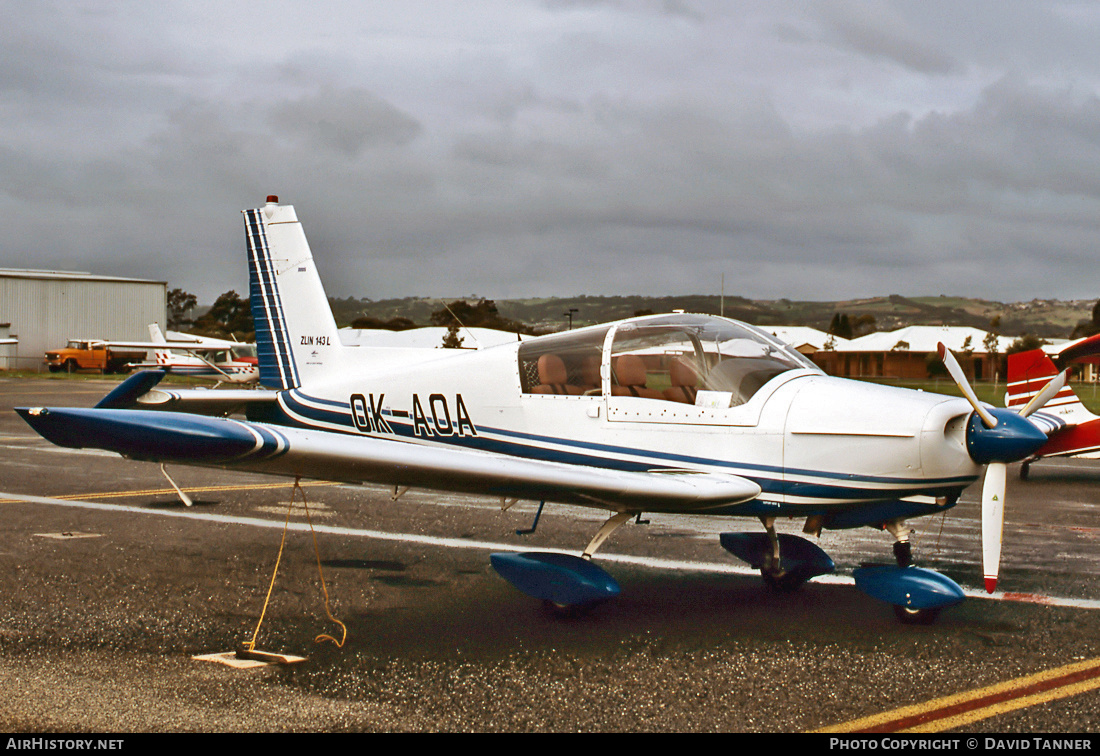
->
[[17, 197, 1060, 623]]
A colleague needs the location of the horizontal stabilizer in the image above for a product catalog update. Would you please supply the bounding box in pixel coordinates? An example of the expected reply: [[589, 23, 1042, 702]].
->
[[133, 387, 279, 416], [95, 370, 167, 409]]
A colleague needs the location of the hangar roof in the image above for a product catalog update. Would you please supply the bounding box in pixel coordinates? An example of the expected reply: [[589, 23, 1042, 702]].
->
[[0, 268, 165, 285]]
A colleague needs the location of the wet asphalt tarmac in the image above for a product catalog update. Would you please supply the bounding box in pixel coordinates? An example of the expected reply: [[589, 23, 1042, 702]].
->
[[0, 377, 1098, 734]]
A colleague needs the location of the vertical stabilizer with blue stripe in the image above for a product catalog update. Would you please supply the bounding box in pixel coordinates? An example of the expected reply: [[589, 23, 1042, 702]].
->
[[244, 197, 341, 390]]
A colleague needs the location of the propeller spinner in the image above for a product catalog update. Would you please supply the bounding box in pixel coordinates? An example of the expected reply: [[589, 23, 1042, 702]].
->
[[937, 343, 1056, 593]]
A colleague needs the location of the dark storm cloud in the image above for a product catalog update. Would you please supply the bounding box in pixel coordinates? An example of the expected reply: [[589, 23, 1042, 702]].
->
[[814, 0, 959, 74]]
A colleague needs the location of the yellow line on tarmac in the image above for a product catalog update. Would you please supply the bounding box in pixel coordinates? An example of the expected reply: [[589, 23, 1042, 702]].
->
[[815, 657, 1100, 733], [0, 480, 342, 504]]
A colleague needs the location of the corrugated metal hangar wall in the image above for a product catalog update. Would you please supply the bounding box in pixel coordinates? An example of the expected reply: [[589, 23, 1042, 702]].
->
[[0, 269, 166, 370]]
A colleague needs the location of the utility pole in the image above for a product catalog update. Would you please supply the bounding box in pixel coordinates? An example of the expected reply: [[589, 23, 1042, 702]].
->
[[564, 308, 578, 330]]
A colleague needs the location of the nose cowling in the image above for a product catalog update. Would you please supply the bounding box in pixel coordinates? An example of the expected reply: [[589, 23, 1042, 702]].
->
[[965, 407, 1048, 465]]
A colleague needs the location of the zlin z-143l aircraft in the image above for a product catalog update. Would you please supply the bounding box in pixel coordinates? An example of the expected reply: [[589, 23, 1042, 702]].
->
[[18, 197, 1064, 624]]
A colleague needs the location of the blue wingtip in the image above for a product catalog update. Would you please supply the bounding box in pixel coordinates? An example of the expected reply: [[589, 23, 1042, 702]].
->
[[16, 407, 270, 462]]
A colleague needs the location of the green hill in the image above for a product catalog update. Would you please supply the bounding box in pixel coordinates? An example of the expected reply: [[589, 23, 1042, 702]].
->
[[329, 293, 1096, 339]]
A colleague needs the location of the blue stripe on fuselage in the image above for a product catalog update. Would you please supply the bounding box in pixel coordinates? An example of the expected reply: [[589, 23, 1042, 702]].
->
[[272, 390, 976, 502]]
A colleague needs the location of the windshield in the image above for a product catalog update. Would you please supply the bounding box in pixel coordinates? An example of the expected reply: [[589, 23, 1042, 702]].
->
[[610, 314, 816, 407]]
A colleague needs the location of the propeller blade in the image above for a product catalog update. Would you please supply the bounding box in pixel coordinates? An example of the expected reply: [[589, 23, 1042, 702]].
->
[[1018, 370, 1068, 418], [938, 343, 997, 429], [981, 462, 1007, 594]]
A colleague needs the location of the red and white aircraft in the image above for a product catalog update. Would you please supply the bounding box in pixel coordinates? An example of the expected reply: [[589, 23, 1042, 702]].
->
[[1007, 333, 1100, 478]]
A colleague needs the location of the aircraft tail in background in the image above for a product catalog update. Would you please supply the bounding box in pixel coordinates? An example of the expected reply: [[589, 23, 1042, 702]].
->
[[147, 323, 173, 366], [1007, 345, 1096, 427]]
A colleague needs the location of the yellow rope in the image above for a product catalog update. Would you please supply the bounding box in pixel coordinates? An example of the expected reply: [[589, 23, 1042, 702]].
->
[[242, 477, 346, 653], [299, 480, 347, 648]]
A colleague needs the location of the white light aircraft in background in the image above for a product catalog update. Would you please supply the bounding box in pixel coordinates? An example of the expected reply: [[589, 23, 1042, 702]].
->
[[18, 197, 1063, 623], [123, 324, 260, 385]]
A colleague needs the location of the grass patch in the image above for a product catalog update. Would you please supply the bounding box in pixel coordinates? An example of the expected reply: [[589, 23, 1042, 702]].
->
[[858, 377, 1100, 414]]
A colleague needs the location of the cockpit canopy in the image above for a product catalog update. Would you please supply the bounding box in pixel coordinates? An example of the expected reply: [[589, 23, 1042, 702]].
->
[[519, 313, 818, 408]]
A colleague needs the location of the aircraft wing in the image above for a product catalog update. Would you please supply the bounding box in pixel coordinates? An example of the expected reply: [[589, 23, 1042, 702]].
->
[[105, 341, 241, 354], [16, 406, 761, 512]]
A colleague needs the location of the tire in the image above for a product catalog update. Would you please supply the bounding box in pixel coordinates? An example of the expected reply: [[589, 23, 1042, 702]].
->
[[761, 568, 808, 593], [893, 605, 941, 625]]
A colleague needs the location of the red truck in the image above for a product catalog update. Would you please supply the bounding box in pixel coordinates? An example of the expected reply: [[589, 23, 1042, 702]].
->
[[44, 339, 147, 374]]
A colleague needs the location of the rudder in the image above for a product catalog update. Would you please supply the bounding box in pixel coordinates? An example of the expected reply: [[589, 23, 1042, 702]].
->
[[243, 196, 342, 389], [1007, 346, 1094, 423]]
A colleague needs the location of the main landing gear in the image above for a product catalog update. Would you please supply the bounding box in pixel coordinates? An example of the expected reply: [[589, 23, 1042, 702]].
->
[[491, 505, 966, 625], [490, 507, 633, 611], [720, 516, 965, 625], [852, 518, 965, 625], [719, 517, 836, 593]]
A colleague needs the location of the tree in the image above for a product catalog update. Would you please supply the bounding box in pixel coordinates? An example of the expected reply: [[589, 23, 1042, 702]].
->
[[191, 290, 254, 340], [441, 324, 465, 349], [851, 314, 877, 338], [1007, 334, 1047, 355], [429, 299, 532, 334], [983, 316, 1001, 356], [984, 316, 1002, 388], [828, 313, 853, 340], [1070, 299, 1100, 339], [348, 315, 417, 331], [167, 288, 197, 330]]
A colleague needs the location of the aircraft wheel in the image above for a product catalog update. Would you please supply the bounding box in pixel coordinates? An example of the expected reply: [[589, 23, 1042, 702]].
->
[[1020, 461, 1031, 481], [761, 569, 806, 593], [540, 600, 589, 618], [892, 605, 941, 625]]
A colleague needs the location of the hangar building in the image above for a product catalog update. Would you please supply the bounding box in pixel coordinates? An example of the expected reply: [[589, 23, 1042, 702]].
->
[[0, 269, 166, 371]]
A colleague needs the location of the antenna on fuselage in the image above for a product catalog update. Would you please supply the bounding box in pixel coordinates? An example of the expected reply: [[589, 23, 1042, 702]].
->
[[439, 300, 482, 349]]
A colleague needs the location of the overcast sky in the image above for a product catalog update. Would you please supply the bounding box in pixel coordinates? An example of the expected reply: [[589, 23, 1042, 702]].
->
[[4, 1, 1100, 305]]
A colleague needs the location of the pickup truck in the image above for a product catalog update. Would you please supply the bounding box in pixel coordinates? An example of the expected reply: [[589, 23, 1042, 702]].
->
[[44, 340, 148, 374]]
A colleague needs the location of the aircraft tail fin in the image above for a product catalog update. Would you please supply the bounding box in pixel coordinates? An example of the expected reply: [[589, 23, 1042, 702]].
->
[[1007, 346, 1095, 424], [243, 197, 342, 390], [147, 323, 172, 366]]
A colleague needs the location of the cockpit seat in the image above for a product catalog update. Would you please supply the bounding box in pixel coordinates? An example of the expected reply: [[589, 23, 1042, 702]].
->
[[611, 355, 663, 399], [579, 354, 602, 393], [532, 354, 583, 395], [663, 359, 701, 404]]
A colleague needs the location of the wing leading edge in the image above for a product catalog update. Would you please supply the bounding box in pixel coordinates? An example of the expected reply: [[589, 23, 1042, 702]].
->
[[15, 406, 761, 512]]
